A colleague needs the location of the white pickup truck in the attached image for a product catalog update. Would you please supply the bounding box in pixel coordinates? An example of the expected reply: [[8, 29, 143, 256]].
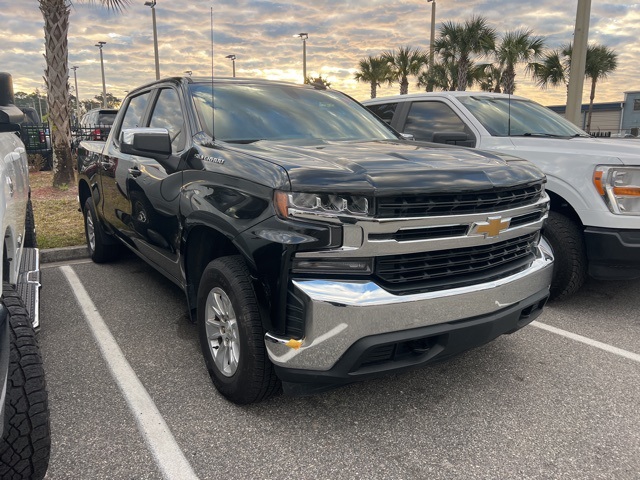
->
[[364, 92, 640, 299], [0, 72, 49, 478]]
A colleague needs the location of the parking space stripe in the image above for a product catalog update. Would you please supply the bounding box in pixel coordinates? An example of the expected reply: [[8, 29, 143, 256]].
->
[[60, 266, 199, 480], [531, 320, 640, 363]]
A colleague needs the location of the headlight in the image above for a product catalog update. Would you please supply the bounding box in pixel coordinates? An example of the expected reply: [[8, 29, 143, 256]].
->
[[593, 166, 640, 215], [274, 190, 371, 220]]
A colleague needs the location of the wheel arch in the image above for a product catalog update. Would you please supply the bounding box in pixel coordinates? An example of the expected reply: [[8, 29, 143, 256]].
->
[[78, 178, 91, 213], [183, 226, 271, 329], [547, 190, 584, 228]]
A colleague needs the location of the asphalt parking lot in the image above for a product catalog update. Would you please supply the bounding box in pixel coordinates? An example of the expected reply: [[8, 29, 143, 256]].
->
[[39, 253, 640, 480]]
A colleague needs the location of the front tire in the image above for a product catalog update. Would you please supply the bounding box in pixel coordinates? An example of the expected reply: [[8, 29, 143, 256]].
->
[[544, 211, 588, 300], [197, 256, 280, 404], [0, 284, 50, 479], [83, 198, 118, 263]]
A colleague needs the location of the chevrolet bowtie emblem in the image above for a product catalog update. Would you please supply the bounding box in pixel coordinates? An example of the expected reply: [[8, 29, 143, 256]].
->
[[473, 216, 510, 238]]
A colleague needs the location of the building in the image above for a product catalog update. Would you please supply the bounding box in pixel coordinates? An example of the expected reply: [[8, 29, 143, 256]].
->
[[547, 90, 640, 137]]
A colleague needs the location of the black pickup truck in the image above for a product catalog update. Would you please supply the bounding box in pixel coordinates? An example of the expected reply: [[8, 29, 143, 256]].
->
[[77, 77, 553, 404]]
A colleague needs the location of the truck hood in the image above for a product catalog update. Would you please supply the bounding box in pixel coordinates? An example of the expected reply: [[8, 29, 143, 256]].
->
[[507, 136, 640, 166], [232, 140, 543, 194]]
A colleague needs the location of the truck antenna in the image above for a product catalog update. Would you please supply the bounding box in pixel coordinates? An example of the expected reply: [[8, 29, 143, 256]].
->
[[210, 6, 215, 141]]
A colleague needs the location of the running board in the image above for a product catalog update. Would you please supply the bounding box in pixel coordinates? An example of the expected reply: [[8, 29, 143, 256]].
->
[[17, 247, 40, 330]]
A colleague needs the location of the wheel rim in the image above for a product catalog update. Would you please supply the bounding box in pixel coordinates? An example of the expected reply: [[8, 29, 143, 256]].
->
[[86, 211, 96, 252], [205, 287, 240, 377]]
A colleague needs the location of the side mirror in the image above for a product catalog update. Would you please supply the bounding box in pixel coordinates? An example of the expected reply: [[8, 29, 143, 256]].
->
[[120, 128, 172, 160], [400, 132, 415, 141], [432, 131, 473, 146]]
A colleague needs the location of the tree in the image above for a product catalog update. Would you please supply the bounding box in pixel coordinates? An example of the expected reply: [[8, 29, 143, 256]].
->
[[494, 29, 545, 94], [472, 63, 504, 93], [434, 16, 496, 91], [305, 75, 332, 89], [531, 43, 618, 132], [530, 47, 569, 91], [584, 45, 618, 133], [382, 46, 428, 95], [39, 0, 128, 188], [354, 56, 393, 99]]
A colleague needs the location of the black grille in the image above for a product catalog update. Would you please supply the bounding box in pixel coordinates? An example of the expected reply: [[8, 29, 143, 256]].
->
[[375, 232, 539, 294], [376, 183, 543, 218]]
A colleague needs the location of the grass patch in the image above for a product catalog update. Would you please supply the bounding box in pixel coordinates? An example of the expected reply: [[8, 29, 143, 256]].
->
[[30, 171, 86, 249]]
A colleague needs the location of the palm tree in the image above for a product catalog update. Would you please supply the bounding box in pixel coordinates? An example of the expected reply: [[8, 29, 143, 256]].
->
[[434, 16, 496, 91], [531, 43, 618, 132], [495, 29, 545, 94], [471, 63, 504, 92], [584, 45, 618, 133], [417, 59, 481, 92], [382, 46, 428, 95], [40, 0, 128, 187], [354, 56, 394, 99], [531, 47, 570, 91]]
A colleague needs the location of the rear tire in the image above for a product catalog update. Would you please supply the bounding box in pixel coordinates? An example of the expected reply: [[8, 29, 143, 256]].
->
[[544, 211, 588, 300], [197, 256, 280, 404], [0, 284, 50, 479], [83, 198, 118, 263]]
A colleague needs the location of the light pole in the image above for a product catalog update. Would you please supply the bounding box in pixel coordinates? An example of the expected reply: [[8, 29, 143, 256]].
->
[[426, 0, 436, 92], [71, 66, 80, 124], [566, 0, 591, 127], [294, 33, 308, 83], [225, 54, 236, 77], [144, 0, 160, 80], [95, 41, 107, 107]]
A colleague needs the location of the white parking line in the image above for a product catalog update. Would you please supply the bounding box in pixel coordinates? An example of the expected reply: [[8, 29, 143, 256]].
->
[[60, 266, 199, 480], [531, 320, 640, 363]]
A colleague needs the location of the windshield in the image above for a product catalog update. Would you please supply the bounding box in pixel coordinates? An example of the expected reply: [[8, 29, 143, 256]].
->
[[189, 83, 398, 143], [457, 96, 588, 137]]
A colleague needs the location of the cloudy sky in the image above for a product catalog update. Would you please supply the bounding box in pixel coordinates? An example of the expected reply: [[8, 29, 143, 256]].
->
[[1, 1, 638, 107]]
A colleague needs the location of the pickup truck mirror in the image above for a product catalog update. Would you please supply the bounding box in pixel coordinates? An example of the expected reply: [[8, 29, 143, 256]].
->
[[400, 133, 415, 141], [120, 128, 172, 160], [432, 131, 471, 146]]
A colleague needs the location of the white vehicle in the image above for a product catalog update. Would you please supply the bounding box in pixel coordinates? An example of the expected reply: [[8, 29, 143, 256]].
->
[[364, 92, 640, 299], [0, 72, 49, 478]]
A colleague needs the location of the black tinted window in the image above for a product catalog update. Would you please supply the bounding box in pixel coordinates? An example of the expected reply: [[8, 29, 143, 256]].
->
[[367, 103, 397, 125], [149, 89, 186, 152], [404, 101, 474, 144], [98, 113, 116, 126], [120, 92, 151, 132], [189, 83, 397, 143]]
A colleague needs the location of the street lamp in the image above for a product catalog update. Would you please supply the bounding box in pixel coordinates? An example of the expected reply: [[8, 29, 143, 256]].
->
[[225, 54, 236, 77], [426, 0, 436, 92], [95, 41, 107, 108], [144, 0, 160, 80], [71, 66, 80, 124], [293, 33, 308, 83]]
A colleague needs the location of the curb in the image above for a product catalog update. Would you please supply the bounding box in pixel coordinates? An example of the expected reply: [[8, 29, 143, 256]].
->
[[40, 245, 89, 264]]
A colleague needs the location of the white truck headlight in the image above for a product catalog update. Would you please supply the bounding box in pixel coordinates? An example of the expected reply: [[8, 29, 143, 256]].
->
[[274, 190, 371, 220], [593, 166, 640, 215]]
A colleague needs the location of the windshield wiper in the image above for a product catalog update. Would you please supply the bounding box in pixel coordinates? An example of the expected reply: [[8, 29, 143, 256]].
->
[[517, 133, 567, 138]]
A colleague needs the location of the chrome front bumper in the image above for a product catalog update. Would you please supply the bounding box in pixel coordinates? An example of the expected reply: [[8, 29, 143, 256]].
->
[[265, 244, 553, 371]]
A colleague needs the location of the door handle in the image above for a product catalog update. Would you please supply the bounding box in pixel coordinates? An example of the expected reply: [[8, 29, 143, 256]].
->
[[128, 167, 142, 178]]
